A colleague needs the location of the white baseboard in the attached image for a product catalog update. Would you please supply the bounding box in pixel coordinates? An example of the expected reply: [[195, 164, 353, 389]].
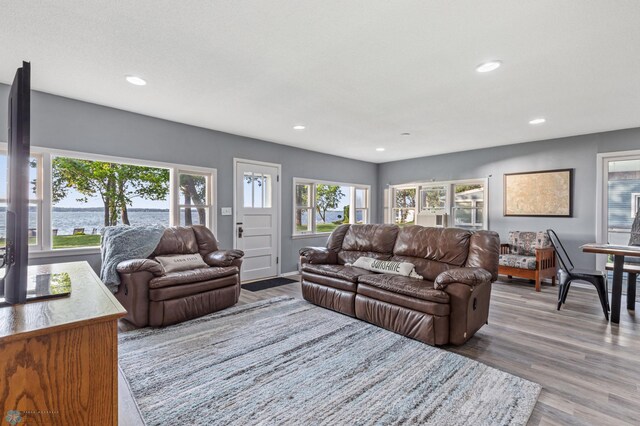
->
[[280, 271, 299, 277]]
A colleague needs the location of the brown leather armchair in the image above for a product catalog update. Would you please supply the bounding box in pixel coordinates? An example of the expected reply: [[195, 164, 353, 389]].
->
[[115, 225, 244, 327]]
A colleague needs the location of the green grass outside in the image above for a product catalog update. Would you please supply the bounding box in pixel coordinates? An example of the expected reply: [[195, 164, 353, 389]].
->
[[1, 234, 102, 249], [296, 222, 344, 234], [52, 234, 102, 248]]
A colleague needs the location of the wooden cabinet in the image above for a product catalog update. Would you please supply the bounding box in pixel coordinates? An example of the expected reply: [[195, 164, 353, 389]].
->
[[0, 262, 126, 425]]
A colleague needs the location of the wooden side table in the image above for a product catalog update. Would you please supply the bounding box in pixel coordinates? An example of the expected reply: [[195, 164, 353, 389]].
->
[[0, 262, 126, 425]]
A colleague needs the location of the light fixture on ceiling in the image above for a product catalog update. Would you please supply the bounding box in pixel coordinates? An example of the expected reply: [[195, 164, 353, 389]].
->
[[293, 125, 306, 131], [376, 147, 385, 152], [475, 60, 502, 73], [125, 75, 147, 86], [529, 117, 546, 125], [400, 132, 411, 136]]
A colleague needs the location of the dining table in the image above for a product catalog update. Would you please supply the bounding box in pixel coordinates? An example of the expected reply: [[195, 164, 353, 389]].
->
[[581, 243, 640, 324]]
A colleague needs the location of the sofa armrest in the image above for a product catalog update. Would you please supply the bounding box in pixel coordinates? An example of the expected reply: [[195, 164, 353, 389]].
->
[[204, 249, 245, 267], [434, 267, 493, 290], [117, 258, 164, 276], [442, 282, 492, 345], [535, 247, 556, 271], [299, 247, 337, 264], [535, 247, 555, 256], [114, 265, 156, 327]]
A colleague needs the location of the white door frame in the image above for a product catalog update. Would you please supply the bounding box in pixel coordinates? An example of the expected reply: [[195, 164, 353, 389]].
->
[[596, 149, 640, 269], [233, 158, 282, 277]]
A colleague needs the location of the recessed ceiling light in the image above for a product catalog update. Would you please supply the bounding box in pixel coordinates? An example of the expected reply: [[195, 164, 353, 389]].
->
[[293, 125, 306, 131], [400, 132, 411, 136], [376, 147, 385, 152], [475, 60, 502, 73], [125, 75, 147, 86], [529, 118, 546, 125]]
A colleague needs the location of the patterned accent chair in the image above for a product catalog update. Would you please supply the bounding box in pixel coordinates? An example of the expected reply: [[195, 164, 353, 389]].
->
[[499, 231, 557, 292]]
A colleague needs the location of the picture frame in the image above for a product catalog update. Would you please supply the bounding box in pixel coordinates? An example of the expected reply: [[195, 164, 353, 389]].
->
[[503, 168, 573, 217]]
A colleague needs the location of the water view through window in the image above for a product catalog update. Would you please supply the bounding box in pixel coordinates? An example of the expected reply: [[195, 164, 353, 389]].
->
[[50, 157, 170, 248]]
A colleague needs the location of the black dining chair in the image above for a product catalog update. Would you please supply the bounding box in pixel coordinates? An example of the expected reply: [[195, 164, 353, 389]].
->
[[547, 229, 610, 320]]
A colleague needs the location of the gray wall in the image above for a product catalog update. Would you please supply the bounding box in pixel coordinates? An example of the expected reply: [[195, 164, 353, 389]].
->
[[378, 128, 640, 268], [2, 82, 639, 273], [0, 84, 378, 274]]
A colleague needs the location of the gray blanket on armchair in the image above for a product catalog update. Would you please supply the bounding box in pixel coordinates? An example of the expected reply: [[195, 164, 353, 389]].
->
[[100, 225, 165, 292]]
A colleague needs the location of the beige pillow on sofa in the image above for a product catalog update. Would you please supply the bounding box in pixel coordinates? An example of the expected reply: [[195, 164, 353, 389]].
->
[[155, 253, 209, 274], [350, 257, 423, 279]]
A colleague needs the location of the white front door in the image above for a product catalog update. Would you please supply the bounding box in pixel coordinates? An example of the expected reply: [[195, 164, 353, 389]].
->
[[234, 160, 280, 282]]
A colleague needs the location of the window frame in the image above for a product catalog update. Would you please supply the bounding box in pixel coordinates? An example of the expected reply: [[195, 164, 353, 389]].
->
[[175, 169, 214, 227], [391, 185, 418, 226], [0, 151, 44, 251], [387, 178, 489, 230], [632, 193, 640, 218], [292, 177, 370, 238], [0, 144, 217, 257]]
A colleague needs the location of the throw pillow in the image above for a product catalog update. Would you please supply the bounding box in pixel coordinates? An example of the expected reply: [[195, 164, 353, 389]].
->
[[155, 253, 209, 274], [350, 257, 423, 279]]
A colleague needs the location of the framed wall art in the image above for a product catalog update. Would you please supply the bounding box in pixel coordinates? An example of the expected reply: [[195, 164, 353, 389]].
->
[[503, 168, 573, 217]]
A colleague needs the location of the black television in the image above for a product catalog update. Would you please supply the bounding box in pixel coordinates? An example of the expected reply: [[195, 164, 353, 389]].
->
[[2, 61, 31, 304], [0, 63, 71, 306]]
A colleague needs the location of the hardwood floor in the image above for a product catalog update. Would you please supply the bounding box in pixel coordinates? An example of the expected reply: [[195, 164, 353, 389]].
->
[[118, 277, 640, 425]]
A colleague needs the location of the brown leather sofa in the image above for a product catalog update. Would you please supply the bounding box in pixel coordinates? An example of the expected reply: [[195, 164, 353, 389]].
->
[[115, 225, 244, 327], [299, 224, 500, 346]]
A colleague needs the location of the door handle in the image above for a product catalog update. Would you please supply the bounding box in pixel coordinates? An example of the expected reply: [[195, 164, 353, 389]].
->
[[238, 226, 244, 238]]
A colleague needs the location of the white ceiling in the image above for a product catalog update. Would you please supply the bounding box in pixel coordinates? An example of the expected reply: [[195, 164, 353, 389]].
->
[[1, 1, 640, 163]]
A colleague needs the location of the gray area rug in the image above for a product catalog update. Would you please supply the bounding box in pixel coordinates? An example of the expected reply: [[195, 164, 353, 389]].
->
[[119, 297, 541, 425]]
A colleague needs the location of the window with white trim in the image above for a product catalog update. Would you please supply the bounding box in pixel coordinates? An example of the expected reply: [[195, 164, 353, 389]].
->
[[0, 152, 43, 250], [178, 171, 213, 226], [392, 186, 416, 226], [387, 178, 488, 230], [0, 145, 216, 252], [293, 178, 370, 236]]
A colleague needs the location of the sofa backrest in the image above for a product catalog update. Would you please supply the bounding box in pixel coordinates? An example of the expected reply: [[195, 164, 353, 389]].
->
[[153, 227, 198, 256], [391, 226, 471, 281], [326, 224, 500, 282], [508, 231, 551, 256], [191, 225, 220, 256], [331, 224, 399, 265], [465, 231, 501, 281]]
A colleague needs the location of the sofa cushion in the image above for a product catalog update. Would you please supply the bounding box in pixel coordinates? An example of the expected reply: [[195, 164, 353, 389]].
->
[[149, 275, 238, 301], [508, 231, 551, 256], [152, 226, 199, 256], [301, 263, 373, 283], [191, 224, 219, 256], [301, 272, 358, 292], [499, 254, 537, 270], [155, 253, 208, 273], [389, 255, 452, 282], [357, 283, 450, 316], [338, 251, 391, 266], [393, 226, 471, 266], [337, 224, 399, 265], [341, 224, 399, 253], [149, 266, 238, 288], [358, 274, 450, 304], [326, 224, 352, 252], [351, 256, 422, 278]]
